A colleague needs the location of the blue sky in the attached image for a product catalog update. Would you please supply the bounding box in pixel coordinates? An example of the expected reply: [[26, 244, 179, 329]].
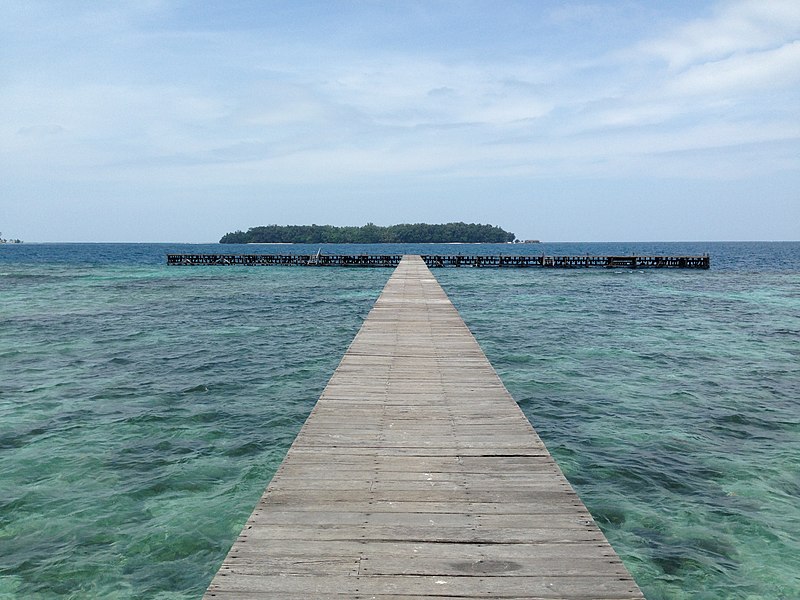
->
[[1, 0, 798, 242]]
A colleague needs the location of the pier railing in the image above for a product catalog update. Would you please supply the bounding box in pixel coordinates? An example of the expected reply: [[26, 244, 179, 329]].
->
[[167, 253, 710, 269]]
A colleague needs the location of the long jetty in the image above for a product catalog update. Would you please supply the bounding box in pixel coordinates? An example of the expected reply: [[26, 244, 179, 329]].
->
[[169, 253, 709, 268], [204, 255, 644, 599]]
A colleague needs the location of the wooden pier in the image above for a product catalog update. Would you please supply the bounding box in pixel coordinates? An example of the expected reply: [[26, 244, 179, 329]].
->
[[168, 252, 710, 269], [204, 255, 643, 599]]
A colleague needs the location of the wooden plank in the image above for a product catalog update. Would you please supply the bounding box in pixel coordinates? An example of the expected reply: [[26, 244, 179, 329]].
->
[[203, 255, 643, 599], [232, 525, 607, 544], [206, 590, 627, 600], [207, 572, 641, 598], [225, 540, 621, 561], [258, 489, 586, 505], [251, 501, 587, 514]]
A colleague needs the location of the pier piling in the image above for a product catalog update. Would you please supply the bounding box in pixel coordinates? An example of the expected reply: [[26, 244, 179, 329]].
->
[[168, 253, 710, 269]]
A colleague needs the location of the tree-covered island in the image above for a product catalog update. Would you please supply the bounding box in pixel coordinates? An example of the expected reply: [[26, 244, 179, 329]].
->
[[220, 223, 516, 244]]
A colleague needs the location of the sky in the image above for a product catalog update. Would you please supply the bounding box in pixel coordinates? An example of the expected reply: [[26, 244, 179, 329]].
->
[[1, 0, 798, 242]]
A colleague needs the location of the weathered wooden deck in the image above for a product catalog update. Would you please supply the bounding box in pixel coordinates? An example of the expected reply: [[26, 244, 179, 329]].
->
[[204, 255, 644, 599]]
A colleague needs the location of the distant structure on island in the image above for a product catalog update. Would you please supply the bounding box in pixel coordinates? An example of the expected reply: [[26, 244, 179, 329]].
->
[[220, 222, 516, 244], [0, 232, 23, 244]]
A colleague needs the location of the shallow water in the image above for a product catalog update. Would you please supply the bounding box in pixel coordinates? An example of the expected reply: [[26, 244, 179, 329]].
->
[[1, 242, 798, 599], [437, 264, 800, 600]]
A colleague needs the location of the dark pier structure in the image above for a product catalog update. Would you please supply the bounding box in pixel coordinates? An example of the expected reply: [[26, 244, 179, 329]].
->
[[167, 253, 710, 269]]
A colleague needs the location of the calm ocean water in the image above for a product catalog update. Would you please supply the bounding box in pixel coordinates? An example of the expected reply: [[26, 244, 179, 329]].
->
[[1, 242, 798, 599]]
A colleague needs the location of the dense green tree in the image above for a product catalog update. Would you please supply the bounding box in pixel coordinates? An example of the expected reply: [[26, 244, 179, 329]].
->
[[219, 223, 515, 244]]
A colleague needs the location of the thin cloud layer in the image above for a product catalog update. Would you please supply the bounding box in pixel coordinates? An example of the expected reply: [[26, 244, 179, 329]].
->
[[1, 0, 797, 241], [640, 0, 800, 68]]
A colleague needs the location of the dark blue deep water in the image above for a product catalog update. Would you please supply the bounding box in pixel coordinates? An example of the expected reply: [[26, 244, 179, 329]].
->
[[1, 242, 798, 599]]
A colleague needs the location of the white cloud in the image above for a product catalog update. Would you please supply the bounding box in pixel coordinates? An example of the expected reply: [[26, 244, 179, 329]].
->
[[320, 57, 557, 128], [0, 81, 233, 172], [563, 1, 800, 139], [1, 1, 798, 194], [665, 40, 800, 97], [640, 0, 800, 69]]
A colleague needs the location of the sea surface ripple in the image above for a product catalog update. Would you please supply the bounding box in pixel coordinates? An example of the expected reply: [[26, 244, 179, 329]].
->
[[1, 242, 798, 599]]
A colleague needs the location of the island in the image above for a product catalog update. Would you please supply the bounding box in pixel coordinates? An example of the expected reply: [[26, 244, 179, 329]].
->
[[220, 222, 516, 244]]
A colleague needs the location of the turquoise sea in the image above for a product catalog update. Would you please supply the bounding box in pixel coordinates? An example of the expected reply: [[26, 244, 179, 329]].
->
[[1, 242, 798, 599]]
